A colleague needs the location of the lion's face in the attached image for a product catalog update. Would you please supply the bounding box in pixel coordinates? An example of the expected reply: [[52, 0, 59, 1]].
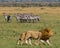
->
[[40, 28, 53, 36], [39, 28, 53, 40], [47, 30, 53, 37]]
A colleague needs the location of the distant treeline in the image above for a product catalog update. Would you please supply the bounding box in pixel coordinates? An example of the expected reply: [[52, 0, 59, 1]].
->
[[0, 2, 60, 7]]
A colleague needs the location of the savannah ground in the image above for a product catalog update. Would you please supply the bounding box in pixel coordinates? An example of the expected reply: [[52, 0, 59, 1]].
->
[[0, 7, 60, 48]]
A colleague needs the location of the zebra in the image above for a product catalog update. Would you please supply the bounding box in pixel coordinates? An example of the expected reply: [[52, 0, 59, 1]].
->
[[3, 14, 11, 22], [34, 15, 40, 22], [14, 13, 40, 23]]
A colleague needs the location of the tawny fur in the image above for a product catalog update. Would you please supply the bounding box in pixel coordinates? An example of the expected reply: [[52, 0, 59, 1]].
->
[[18, 28, 53, 46], [39, 28, 53, 41]]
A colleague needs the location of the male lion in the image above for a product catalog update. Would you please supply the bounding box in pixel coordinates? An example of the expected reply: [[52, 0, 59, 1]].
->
[[17, 28, 53, 46]]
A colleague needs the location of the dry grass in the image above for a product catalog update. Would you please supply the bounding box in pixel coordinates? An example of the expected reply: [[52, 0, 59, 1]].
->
[[0, 7, 60, 15]]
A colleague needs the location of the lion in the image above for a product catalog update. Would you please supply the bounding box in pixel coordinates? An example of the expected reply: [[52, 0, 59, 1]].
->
[[17, 28, 53, 46], [17, 31, 42, 45]]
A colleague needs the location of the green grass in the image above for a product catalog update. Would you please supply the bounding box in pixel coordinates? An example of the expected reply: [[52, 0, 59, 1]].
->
[[0, 14, 60, 48]]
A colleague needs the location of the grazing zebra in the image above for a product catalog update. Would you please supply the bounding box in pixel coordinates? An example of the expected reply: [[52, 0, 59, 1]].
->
[[14, 13, 21, 22], [21, 16, 28, 23], [15, 14, 28, 23], [27, 15, 40, 23], [34, 15, 40, 22], [14, 13, 40, 23], [3, 14, 11, 22], [27, 16, 35, 23]]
